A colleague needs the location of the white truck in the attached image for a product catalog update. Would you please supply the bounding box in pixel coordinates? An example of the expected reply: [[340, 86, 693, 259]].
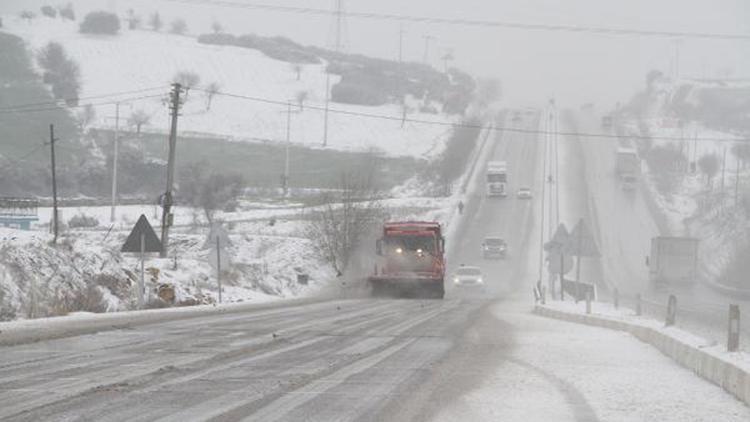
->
[[486, 161, 508, 197], [615, 147, 640, 190], [648, 237, 699, 288]]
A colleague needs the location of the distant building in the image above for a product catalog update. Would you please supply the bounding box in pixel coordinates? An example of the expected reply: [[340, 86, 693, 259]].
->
[[0, 197, 39, 230]]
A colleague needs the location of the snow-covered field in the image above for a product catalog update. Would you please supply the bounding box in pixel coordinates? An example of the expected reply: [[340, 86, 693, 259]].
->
[[2, 16, 454, 158]]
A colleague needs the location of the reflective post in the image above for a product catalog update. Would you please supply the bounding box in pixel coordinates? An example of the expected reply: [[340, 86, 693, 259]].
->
[[665, 295, 677, 326], [728, 304, 740, 352]]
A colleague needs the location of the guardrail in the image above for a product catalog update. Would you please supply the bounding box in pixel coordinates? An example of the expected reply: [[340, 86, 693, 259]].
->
[[536, 285, 746, 353]]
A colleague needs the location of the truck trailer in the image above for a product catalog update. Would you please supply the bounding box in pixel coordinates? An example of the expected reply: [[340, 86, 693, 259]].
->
[[486, 161, 508, 197], [615, 147, 640, 190], [369, 221, 446, 299], [648, 236, 699, 288]]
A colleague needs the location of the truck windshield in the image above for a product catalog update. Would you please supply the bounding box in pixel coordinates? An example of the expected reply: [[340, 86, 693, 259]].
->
[[487, 174, 506, 183], [385, 235, 436, 254]]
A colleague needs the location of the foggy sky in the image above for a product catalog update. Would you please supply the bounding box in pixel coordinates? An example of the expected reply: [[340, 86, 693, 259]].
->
[[2, 0, 748, 108]]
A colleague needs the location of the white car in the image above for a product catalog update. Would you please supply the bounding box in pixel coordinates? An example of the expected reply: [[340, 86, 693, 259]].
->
[[517, 187, 533, 199], [452, 266, 485, 289]]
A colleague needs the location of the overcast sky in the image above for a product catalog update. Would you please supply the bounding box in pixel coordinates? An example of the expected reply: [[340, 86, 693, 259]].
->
[[3, 0, 748, 108]]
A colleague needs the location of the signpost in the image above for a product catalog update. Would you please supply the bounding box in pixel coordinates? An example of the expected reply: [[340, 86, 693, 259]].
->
[[544, 223, 572, 299], [121, 215, 162, 309], [569, 219, 600, 302], [204, 223, 231, 304]]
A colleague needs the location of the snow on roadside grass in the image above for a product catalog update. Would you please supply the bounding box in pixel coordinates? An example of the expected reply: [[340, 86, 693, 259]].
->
[[2, 16, 454, 159]]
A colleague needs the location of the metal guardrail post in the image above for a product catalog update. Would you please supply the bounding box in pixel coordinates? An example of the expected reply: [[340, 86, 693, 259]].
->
[[665, 294, 677, 327], [585, 290, 592, 314], [728, 304, 740, 352], [636, 294, 642, 316]]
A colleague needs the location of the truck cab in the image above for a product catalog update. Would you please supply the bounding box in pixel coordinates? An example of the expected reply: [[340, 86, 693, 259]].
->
[[371, 222, 446, 298]]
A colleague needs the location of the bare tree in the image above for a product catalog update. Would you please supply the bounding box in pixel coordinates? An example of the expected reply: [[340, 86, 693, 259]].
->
[[19, 10, 36, 24], [170, 18, 187, 35], [205, 82, 220, 111], [211, 20, 223, 34], [127, 109, 150, 135], [291, 63, 303, 81], [76, 104, 96, 132], [306, 164, 385, 276], [698, 153, 720, 188], [180, 161, 244, 224], [732, 142, 750, 169], [148, 12, 162, 31], [125, 9, 140, 30], [295, 90, 308, 111]]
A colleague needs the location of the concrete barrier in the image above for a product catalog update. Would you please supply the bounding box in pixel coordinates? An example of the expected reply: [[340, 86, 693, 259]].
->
[[534, 304, 750, 406]]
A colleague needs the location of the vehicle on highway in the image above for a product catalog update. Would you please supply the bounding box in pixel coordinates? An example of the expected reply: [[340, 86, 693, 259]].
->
[[451, 265, 485, 290], [482, 237, 507, 259], [369, 221, 445, 299], [648, 236, 699, 288], [516, 187, 533, 199], [486, 161, 508, 197], [621, 174, 638, 191]]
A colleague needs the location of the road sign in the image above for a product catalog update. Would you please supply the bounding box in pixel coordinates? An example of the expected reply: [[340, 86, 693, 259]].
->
[[547, 252, 574, 274], [544, 223, 570, 253], [121, 215, 162, 253], [569, 219, 600, 257], [203, 223, 231, 250]]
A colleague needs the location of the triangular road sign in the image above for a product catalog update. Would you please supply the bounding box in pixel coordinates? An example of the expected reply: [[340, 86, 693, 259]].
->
[[569, 219, 600, 257], [203, 223, 231, 250], [122, 214, 163, 253], [544, 223, 570, 252]]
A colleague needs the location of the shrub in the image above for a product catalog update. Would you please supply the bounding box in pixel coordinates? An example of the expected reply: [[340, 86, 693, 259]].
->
[[80, 11, 120, 35], [58, 4, 75, 21], [40, 6, 57, 18], [331, 82, 388, 106], [68, 214, 99, 228], [170, 18, 187, 35], [51, 284, 108, 315]]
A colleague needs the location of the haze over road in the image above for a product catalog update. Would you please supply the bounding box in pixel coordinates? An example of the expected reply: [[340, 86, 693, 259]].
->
[[1, 111, 747, 421]]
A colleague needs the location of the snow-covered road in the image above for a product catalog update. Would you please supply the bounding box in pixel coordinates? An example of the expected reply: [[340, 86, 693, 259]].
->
[[1, 110, 748, 421]]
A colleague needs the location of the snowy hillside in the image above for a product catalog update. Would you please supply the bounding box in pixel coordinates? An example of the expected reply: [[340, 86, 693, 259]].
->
[[3, 16, 456, 158]]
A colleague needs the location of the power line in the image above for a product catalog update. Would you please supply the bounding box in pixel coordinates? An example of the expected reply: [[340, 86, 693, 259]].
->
[[198, 88, 743, 143], [0, 86, 168, 112], [0, 93, 165, 114], [164, 0, 750, 41]]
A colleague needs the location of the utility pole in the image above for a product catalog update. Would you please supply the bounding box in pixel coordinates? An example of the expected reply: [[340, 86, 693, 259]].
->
[[110, 102, 120, 223], [735, 148, 741, 207], [721, 146, 728, 197], [284, 101, 292, 196], [398, 26, 406, 128], [160, 83, 182, 258], [49, 124, 59, 244], [539, 109, 549, 296], [323, 0, 345, 147], [422, 35, 435, 65]]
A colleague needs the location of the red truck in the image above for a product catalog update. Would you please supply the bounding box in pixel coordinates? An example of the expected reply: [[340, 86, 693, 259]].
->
[[369, 221, 446, 299]]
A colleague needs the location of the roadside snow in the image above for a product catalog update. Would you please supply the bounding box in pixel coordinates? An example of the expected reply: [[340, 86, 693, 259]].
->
[[2, 16, 454, 158]]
